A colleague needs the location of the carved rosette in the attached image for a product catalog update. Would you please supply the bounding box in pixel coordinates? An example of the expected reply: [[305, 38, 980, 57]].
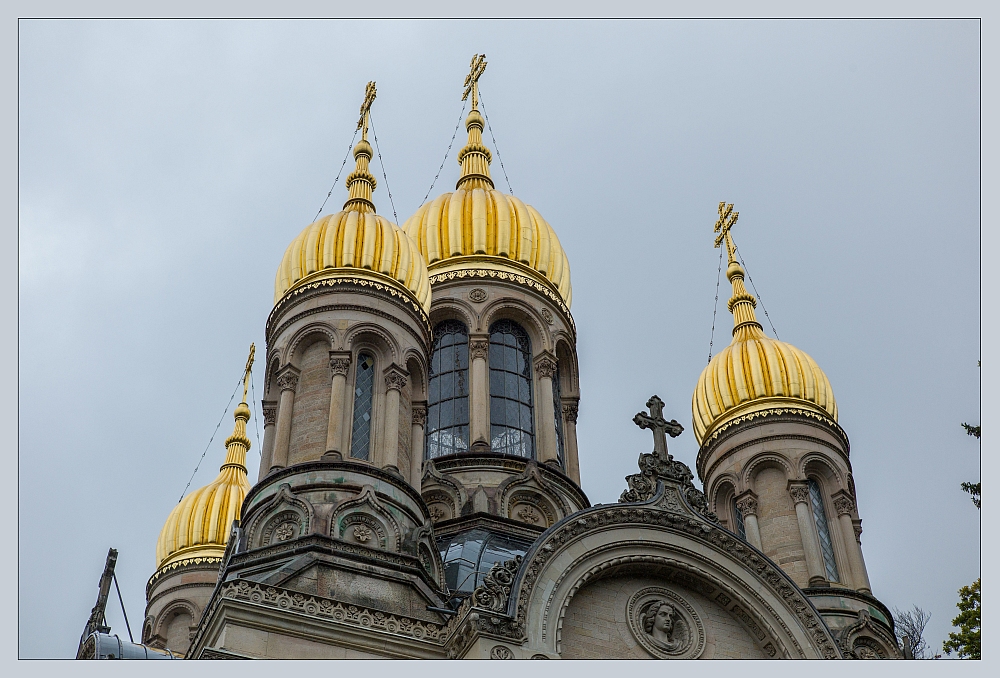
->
[[788, 484, 810, 505], [468, 288, 488, 303], [735, 493, 759, 517], [412, 405, 427, 427], [535, 357, 557, 380], [469, 340, 489, 360], [562, 403, 579, 424], [276, 371, 299, 392], [385, 369, 408, 392]]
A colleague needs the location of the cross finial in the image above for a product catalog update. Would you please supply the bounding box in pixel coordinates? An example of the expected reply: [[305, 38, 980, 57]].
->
[[714, 201, 739, 262], [241, 343, 255, 404], [633, 395, 684, 458], [357, 81, 377, 141], [462, 54, 487, 110]]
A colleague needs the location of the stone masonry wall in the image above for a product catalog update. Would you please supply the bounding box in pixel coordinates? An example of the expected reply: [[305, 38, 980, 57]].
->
[[288, 340, 332, 465]]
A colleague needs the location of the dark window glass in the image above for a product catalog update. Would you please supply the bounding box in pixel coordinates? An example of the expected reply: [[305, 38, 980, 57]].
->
[[426, 320, 470, 459], [350, 353, 376, 460], [489, 319, 534, 458], [553, 363, 565, 467], [808, 479, 840, 582], [731, 497, 747, 540], [438, 529, 533, 593]]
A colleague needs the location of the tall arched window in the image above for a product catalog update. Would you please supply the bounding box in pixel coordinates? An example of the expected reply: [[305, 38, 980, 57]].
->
[[488, 319, 534, 458], [808, 479, 840, 582], [349, 353, 376, 460], [731, 497, 747, 540], [426, 320, 470, 459]]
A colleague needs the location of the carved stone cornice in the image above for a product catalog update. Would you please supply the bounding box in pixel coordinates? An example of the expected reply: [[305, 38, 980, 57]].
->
[[145, 556, 224, 598], [788, 482, 810, 505], [385, 366, 408, 392], [735, 491, 759, 517], [329, 351, 352, 376]]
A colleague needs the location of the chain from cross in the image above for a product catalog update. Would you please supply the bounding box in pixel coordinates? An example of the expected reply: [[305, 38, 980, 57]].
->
[[713, 201, 739, 262], [633, 395, 683, 458], [462, 54, 487, 109], [242, 343, 255, 403], [357, 81, 377, 140]]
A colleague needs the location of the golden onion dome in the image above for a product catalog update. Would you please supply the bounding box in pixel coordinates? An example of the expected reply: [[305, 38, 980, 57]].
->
[[402, 61, 572, 306], [692, 206, 837, 445], [155, 348, 255, 571], [274, 83, 431, 313]]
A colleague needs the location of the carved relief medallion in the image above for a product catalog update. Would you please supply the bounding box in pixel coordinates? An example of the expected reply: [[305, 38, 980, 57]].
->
[[490, 645, 514, 659], [469, 288, 488, 303], [540, 307, 554, 324], [627, 587, 705, 659]]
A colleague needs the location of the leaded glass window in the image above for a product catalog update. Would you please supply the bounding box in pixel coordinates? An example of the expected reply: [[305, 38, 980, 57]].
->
[[553, 362, 565, 467], [731, 498, 747, 540], [488, 320, 534, 458], [808, 479, 840, 582], [349, 353, 375, 460], [426, 320, 470, 459]]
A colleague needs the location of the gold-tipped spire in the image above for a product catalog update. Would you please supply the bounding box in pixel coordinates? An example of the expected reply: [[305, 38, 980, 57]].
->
[[344, 81, 378, 213], [714, 202, 764, 339], [222, 343, 254, 471], [456, 54, 494, 190]]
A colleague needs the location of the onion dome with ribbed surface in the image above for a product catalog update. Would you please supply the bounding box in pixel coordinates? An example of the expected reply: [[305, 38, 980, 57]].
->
[[155, 347, 256, 570], [274, 83, 430, 312], [402, 59, 572, 306], [692, 206, 837, 445]]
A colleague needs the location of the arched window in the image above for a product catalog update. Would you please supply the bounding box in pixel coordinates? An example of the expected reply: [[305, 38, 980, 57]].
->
[[426, 320, 470, 459], [488, 319, 534, 458], [808, 479, 840, 582], [731, 497, 747, 540], [349, 353, 376, 460], [553, 362, 565, 466]]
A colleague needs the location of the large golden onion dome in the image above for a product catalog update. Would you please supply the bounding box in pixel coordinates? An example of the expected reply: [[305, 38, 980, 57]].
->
[[692, 205, 837, 446], [402, 57, 572, 307], [155, 347, 256, 571], [274, 82, 431, 313]]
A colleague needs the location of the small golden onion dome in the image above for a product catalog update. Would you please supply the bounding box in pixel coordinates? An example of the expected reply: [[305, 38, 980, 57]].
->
[[402, 103, 572, 306], [273, 94, 431, 313], [155, 351, 256, 571], [692, 215, 837, 445]]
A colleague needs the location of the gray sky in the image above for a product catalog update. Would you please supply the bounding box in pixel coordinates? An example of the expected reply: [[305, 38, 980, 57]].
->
[[18, 19, 980, 658]]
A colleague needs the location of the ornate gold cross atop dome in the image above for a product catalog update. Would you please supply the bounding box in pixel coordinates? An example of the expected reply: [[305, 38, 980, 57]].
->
[[462, 53, 487, 109], [714, 201, 739, 262], [633, 395, 684, 459], [357, 80, 376, 141]]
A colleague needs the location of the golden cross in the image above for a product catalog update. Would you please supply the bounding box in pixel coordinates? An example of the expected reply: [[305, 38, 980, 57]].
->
[[357, 81, 377, 140], [242, 342, 255, 404], [713, 201, 739, 261], [462, 54, 487, 109]]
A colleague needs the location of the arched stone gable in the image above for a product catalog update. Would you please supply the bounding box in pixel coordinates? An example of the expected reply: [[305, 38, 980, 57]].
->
[[330, 485, 403, 552], [246, 483, 315, 549], [420, 459, 469, 523]]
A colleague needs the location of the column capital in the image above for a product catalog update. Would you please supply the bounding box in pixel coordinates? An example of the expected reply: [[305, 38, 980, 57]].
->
[[534, 352, 557, 379], [734, 490, 759, 517], [853, 519, 863, 541], [787, 481, 810, 505], [262, 400, 277, 426], [561, 402, 579, 423], [412, 401, 428, 426], [469, 336, 489, 360], [384, 364, 408, 392], [328, 351, 352, 376], [832, 491, 856, 516], [276, 365, 300, 392]]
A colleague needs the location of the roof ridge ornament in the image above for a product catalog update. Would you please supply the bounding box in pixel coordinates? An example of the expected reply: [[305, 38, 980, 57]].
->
[[713, 201, 764, 338]]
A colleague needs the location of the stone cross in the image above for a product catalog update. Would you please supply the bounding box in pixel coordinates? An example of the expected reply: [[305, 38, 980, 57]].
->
[[357, 80, 377, 140], [713, 201, 739, 260], [462, 53, 487, 109], [633, 395, 684, 458]]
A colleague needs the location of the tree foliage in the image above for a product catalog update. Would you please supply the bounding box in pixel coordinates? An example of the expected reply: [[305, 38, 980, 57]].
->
[[892, 605, 931, 659], [942, 578, 980, 660], [961, 418, 980, 509]]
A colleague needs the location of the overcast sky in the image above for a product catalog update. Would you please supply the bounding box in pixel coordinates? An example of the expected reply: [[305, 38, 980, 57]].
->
[[18, 19, 980, 658]]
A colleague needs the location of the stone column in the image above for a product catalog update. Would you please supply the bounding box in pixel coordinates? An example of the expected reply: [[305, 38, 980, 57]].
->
[[852, 520, 873, 594], [834, 493, 872, 594], [534, 353, 558, 466], [270, 367, 300, 472], [324, 352, 352, 459], [735, 491, 763, 551], [258, 400, 277, 482], [561, 399, 580, 484], [410, 402, 427, 491], [469, 335, 490, 452], [381, 366, 408, 474], [789, 481, 828, 587]]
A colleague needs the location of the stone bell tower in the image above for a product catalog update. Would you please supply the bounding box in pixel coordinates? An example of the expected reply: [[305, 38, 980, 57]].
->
[[402, 55, 588, 599], [692, 203, 900, 658]]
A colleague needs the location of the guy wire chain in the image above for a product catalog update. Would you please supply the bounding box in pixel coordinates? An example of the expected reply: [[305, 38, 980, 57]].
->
[[734, 245, 779, 340], [477, 89, 513, 194], [312, 128, 359, 224], [422, 99, 468, 205], [179, 375, 242, 503], [368, 113, 398, 224], [250, 366, 262, 458], [112, 571, 134, 643], [708, 246, 724, 364]]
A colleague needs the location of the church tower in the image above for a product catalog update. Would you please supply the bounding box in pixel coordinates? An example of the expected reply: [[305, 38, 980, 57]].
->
[[402, 55, 588, 598], [692, 203, 898, 656]]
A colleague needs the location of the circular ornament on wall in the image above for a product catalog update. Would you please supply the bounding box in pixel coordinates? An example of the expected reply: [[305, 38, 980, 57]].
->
[[626, 587, 705, 659], [469, 288, 488, 303], [540, 307, 554, 324], [490, 645, 514, 659]]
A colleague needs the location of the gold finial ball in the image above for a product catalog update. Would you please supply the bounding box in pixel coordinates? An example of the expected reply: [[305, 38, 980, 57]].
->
[[465, 108, 485, 130], [234, 402, 251, 421], [726, 259, 745, 281], [353, 138, 373, 159]]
